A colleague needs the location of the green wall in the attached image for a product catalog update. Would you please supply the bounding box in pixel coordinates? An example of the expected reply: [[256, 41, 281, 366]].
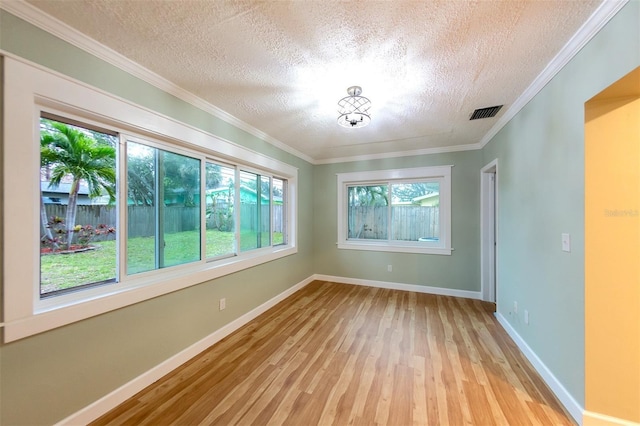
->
[[482, 1, 640, 408], [0, 10, 314, 425], [313, 150, 482, 291]]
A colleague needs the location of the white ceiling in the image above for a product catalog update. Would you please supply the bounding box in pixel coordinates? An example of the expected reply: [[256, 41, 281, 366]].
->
[[20, 0, 604, 163]]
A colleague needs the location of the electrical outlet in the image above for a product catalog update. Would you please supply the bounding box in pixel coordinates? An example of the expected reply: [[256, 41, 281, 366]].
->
[[219, 298, 226, 311], [513, 301, 518, 314], [387, 264, 393, 272], [524, 310, 529, 325], [562, 233, 571, 252]]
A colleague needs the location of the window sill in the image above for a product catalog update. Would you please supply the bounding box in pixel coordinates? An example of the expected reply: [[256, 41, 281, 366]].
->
[[337, 242, 452, 255]]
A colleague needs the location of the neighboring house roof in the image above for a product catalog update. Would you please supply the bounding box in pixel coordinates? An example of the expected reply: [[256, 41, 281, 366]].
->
[[391, 192, 440, 206], [41, 181, 90, 195], [412, 192, 439, 203], [41, 181, 113, 205], [207, 185, 282, 205]]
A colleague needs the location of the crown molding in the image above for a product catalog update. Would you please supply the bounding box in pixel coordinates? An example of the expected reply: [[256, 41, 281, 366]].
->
[[314, 142, 481, 165], [478, 0, 629, 148], [0, 0, 315, 165], [1, 0, 626, 165]]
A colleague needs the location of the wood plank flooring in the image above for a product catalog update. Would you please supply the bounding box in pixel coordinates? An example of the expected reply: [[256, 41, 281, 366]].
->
[[91, 281, 575, 425]]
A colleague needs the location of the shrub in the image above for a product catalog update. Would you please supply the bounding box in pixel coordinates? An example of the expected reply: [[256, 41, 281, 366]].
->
[[75, 224, 116, 247], [42, 217, 115, 251]]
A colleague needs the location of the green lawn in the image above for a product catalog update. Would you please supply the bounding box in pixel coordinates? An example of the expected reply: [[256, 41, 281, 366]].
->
[[40, 241, 117, 294], [40, 229, 283, 294]]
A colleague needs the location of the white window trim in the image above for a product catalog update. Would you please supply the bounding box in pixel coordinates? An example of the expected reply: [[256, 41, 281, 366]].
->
[[3, 56, 298, 342], [336, 166, 452, 255]]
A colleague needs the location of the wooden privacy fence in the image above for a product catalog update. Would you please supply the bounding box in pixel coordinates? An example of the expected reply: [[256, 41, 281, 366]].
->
[[239, 204, 283, 233], [127, 206, 199, 237], [42, 203, 283, 239], [348, 205, 439, 241]]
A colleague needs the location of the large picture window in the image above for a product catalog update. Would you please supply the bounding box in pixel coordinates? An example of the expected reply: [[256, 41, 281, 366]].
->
[[3, 57, 297, 342], [37, 123, 291, 299], [337, 166, 452, 255], [347, 181, 441, 242]]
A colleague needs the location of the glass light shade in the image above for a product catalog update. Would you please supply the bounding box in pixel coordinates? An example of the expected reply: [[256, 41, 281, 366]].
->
[[337, 86, 371, 128]]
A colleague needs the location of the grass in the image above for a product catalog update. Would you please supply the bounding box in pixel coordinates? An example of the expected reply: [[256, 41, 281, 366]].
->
[[40, 241, 117, 294], [40, 229, 283, 294]]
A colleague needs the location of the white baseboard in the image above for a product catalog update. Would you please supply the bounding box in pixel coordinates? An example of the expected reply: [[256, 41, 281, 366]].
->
[[583, 411, 640, 426], [314, 274, 482, 300], [55, 276, 315, 426], [495, 313, 583, 425]]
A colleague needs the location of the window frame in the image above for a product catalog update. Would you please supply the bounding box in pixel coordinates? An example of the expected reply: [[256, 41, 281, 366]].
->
[[3, 57, 298, 342], [336, 166, 452, 255], [38, 115, 120, 298]]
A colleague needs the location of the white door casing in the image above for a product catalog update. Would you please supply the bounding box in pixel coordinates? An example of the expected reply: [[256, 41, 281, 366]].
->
[[481, 159, 498, 303]]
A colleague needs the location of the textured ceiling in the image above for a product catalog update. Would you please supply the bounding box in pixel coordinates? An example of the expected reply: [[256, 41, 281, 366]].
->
[[23, 0, 603, 162]]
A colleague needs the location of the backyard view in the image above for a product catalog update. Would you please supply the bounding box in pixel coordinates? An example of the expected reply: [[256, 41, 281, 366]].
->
[[347, 182, 440, 241], [40, 118, 285, 297]]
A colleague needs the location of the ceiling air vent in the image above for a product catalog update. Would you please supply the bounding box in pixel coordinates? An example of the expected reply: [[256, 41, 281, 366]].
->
[[470, 105, 503, 120]]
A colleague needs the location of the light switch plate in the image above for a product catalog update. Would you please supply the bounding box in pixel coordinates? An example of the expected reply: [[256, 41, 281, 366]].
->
[[561, 233, 571, 252]]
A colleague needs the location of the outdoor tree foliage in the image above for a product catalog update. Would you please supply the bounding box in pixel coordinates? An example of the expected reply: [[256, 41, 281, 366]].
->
[[391, 182, 439, 203], [127, 148, 156, 206], [163, 153, 201, 206], [127, 147, 222, 207], [348, 185, 389, 206], [348, 182, 438, 207]]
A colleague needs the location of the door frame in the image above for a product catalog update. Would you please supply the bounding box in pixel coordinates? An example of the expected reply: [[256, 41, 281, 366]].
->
[[480, 159, 498, 303]]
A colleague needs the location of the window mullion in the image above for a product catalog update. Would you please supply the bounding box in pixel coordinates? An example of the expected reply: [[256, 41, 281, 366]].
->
[[119, 135, 128, 282], [270, 177, 274, 246], [234, 168, 241, 255], [200, 158, 207, 262], [387, 181, 393, 242], [264, 175, 272, 248], [256, 174, 262, 249], [155, 150, 163, 269]]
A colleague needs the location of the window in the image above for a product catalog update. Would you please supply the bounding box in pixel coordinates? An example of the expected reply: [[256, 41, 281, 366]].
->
[[3, 57, 298, 342], [126, 140, 202, 274], [272, 177, 286, 246], [337, 166, 452, 255], [239, 171, 270, 251], [39, 117, 117, 297], [205, 162, 236, 258]]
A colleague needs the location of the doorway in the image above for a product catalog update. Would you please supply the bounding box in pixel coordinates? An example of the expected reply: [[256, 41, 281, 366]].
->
[[584, 66, 640, 424], [481, 160, 498, 303]]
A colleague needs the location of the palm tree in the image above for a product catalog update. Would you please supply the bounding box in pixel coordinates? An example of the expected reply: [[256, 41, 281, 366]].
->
[[40, 129, 57, 246], [41, 121, 116, 248]]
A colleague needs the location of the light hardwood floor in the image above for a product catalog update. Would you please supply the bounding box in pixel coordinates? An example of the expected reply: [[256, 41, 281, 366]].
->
[[92, 280, 575, 425]]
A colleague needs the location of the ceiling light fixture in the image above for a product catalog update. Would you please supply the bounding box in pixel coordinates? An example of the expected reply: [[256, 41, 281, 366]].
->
[[337, 86, 371, 128]]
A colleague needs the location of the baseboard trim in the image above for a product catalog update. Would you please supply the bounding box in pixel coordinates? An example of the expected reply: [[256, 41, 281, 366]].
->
[[583, 411, 640, 426], [314, 274, 482, 300], [55, 276, 315, 426], [495, 313, 583, 425]]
